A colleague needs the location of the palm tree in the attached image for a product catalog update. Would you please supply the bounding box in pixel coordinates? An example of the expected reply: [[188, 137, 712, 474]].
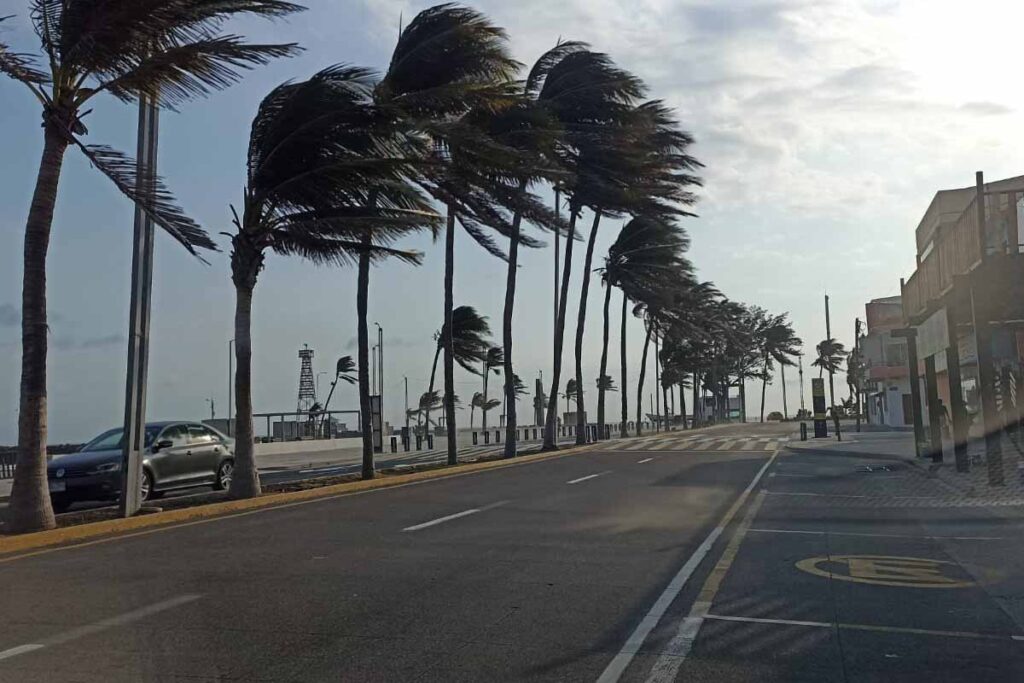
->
[[481, 346, 503, 430], [572, 101, 701, 443], [758, 314, 801, 423], [0, 3, 302, 532], [564, 378, 582, 413], [470, 392, 484, 429], [320, 355, 357, 434], [422, 305, 492, 439], [599, 216, 691, 438], [228, 66, 437, 495], [814, 337, 847, 425], [528, 46, 647, 450], [375, 4, 527, 468]]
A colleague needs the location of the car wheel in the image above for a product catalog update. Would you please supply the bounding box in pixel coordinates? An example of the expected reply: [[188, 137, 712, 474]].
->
[[214, 459, 234, 491], [140, 468, 154, 502], [50, 495, 72, 513]]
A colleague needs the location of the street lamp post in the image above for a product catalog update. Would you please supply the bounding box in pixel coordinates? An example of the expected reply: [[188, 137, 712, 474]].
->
[[375, 322, 383, 427]]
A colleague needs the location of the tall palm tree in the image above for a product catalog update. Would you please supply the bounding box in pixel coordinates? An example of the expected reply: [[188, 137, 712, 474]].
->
[[481, 346, 503, 430], [422, 305, 492, 438], [229, 66, 437, 495], [470, 392, 484, 429], [599, 216, 691, 438], [0, 2, 302, 532], [375, 4, 528, 467], [758, 313, 801, 422], [572, 101, 701, 443], [529, 47, 647, 450]]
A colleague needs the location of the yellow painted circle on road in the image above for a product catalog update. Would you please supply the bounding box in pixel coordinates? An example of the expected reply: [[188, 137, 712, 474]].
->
[[795, 554, 975, 588]]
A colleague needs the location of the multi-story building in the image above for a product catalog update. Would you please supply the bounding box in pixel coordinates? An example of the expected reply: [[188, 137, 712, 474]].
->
[[900, 171, 1024, 478], [860, 296, 912, 427]]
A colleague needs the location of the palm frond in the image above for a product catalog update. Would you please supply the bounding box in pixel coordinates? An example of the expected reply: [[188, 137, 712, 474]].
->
[[0, 16, 50, 85], [270, 229, 422, 267], [97, 36, 301, 108], [74, 142, 216, 254], [525, 39, 589, 96]]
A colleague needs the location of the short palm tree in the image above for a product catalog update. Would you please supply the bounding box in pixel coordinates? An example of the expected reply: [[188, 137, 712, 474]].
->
[[422, 306, 492, 436], [319, 355, 357, 434], [563, 378, 582, 413], [814, 337, 847, 423], [228, 66, 437, 495], [599, 216, 691, 438], [470, 392, 484, 429], [481, 346, 503, 430], [0, 2, 302, 532], [758, 314, 801, 422]]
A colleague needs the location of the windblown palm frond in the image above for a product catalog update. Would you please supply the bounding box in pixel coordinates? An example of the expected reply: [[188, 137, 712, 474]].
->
[[434, 305, 493, 374]]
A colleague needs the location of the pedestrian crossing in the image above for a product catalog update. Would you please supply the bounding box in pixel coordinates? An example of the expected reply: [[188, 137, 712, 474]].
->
[[615, 434, 787, 452]]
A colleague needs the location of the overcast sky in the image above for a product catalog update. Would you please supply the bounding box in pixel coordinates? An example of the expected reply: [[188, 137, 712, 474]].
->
[[2, 0, 1024, 443]]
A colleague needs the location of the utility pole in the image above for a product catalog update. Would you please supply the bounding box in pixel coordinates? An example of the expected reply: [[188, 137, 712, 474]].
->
[[825, 294, 842, 441], [552, 190, 560, 427], [119, 94, 159, 518], [376, 323, 384, 432], [854, 318, 862, 433], [404, 376, 410, 435], [781, 363, 788, 419], [798, 353, 806, 414]]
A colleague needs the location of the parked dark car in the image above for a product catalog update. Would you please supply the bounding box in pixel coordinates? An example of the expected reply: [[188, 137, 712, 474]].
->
[[47, 421, 235, 512]]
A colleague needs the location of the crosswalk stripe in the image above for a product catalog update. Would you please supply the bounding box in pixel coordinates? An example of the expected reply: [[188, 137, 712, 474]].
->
[[715, 439, 738, 450], [741, 439, 759, 451]]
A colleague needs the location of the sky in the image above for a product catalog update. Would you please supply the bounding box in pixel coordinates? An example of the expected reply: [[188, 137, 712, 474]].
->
[[2, 0, 1024, 443]]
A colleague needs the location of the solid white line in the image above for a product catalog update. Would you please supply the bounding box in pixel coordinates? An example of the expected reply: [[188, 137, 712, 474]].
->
[[0, 644, 43, 661], [596, 450, 779, 683], [567, 471, 612, 485], [637, 458, 655, 464], [771, 473, 814, 478], [402, 500, 509, 532], [0, 594, 200, 663], [764, 491, 866, 498], [705, 613, 832, 628], [748, 528, 1003, 541], [703, 613, 1024, 641]]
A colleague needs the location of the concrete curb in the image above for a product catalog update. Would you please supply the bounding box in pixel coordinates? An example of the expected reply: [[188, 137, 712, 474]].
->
[[0, 441, 603, 559]]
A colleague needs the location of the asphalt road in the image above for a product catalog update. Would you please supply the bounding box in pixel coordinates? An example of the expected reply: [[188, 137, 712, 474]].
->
[[4, 422, 1022, 681]]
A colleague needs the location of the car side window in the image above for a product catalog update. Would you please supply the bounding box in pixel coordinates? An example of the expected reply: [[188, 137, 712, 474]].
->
[[187, 425, 214, 445], [161, 425, 189, 447]]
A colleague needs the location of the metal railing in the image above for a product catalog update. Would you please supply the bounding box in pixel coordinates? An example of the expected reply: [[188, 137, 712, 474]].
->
[[1, 451, 14, 480]]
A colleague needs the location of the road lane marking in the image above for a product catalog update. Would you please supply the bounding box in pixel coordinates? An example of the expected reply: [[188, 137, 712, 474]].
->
[[741, 440, 759, 451], [567, 471, 612, 485], [596, 449, 779, 683], [402, 500, 509, 532], [0, 594, 200, 663], [0, 644, 43, 661], [702, 613, 1024, 641], [637, 458, 655, 464], [765, 491, 866, 498], [796, 555, 975, 588], [715, 439, 738, 450], [644, 490, 768, 683], [748, 528, 1002, 541]]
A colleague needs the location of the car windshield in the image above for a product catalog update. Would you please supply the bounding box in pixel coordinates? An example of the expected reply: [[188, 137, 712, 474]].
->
[[81, 426, 161, 452]]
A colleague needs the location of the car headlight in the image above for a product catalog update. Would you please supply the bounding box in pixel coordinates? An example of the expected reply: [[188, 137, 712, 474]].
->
[[89, 462, 121, 474]]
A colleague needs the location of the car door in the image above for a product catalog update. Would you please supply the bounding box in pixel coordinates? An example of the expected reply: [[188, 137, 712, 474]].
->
[[148, 424, 191, 488], [185, 424, 223, 483]]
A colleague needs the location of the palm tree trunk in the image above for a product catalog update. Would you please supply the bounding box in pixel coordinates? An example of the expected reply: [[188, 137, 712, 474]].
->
[[692, 376, 700, 428], [443, 207, 457, 465], [636, 323, 652, 436], [679, 381, 687, 430], [760, 351, 769, 423], [543, 207, 579, 449], [9, 127, 70, 533], [229, 280, 261, 498], [574, 211, 602, 445], [357, 238, 374, 479], [619, 290, 629, 438], [502, 202, 524, 458], [597, 280, 612, 439], [424, 345, 442, 434]]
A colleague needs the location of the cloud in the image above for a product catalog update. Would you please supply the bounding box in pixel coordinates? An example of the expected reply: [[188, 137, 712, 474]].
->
[[52, 333, 123, 352], [959, 101, 1013, 116], [0, 304, 17, 327]]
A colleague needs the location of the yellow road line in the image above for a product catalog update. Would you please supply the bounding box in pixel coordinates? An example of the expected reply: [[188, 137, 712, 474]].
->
[[0, 443, 599, 562]]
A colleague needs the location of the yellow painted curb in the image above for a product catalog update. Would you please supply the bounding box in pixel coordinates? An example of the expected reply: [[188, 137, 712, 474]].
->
[[0, 441, 602, 560]]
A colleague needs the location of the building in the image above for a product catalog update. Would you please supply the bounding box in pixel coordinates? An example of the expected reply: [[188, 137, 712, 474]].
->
[[900, 171, 1024, 479], [861, 296, 912, 427]]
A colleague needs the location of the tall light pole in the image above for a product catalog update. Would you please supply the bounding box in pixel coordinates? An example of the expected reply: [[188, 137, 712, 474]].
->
[[119, 94, 159, 519], [228, 338, 235, 437], [375, 322, 383, 429]]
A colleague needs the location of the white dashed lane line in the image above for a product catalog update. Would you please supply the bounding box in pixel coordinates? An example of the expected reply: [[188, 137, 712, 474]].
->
[[567, 471, 613, 485], [401, 500, 510, 532]]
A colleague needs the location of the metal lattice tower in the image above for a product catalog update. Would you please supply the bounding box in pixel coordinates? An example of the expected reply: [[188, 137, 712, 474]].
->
[[297, 346, 316, 414]]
